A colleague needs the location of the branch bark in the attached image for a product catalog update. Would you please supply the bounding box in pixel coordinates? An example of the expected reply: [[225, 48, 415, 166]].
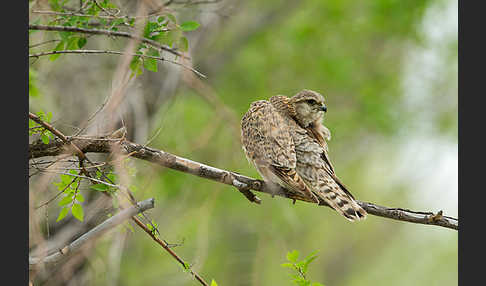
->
[[29, 137, 459, 230], [29, 198, 155, 268]]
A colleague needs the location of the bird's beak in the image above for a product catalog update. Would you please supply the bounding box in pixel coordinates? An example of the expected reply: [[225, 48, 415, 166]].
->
[[321, 105, 327, 112]]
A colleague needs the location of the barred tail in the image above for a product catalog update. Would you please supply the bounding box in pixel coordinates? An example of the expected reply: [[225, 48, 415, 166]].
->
[[314, 181, 367, 221]]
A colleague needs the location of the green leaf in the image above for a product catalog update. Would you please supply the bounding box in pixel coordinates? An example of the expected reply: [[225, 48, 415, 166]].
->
[[78, 37, 87, 48], [66, 37, 79, 50], [48, 0, 61, 11], [182, 262, 191, 272], [107, 172, 117, 183], [58, 196, 73, 206], [210, 279, 218, 286], [144, 21, 159, 38], [50, 41, 65, 61], [302, 255, 318, 273], [286, 250, 299, 263], [90, 183, 109, 192], [56, 207, 69, 222], [72, 203, 84, 221], [76, 193, 85, 202], [311, 283, 324, 286], [281, 263, 294, 269], [180, 21, 200, 31], [143, 58, 158, 72], [59, 31, 72, 41], [41, 133, 50, 144], [29, 69, 40, 97]]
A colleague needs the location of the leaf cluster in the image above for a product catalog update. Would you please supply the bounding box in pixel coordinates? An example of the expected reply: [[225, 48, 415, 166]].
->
[[55, 170, 85, 222], [29, 111, 54, 144], [281, 250, 324, 286]]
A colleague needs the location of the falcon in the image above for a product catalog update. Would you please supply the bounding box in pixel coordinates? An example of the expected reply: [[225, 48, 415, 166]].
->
[[241, 89, 366, 221]]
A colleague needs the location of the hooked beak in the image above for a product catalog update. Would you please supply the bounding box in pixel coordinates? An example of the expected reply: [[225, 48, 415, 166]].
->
[[320, 105, 327, 112]]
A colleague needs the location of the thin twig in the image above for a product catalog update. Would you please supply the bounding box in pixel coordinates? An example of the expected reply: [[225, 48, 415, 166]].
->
[[29, 137, 459, 230], [32, 10, 167, 19], [29, 49, 206, 78], [29, 39, 61, 48], [28, 24, 187, 58], [35, 177, 78, 209], [131, 216, 209, 286]]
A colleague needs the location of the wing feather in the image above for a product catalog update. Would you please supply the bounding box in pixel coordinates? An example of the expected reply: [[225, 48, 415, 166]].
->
[[241, 100, 317, 201]]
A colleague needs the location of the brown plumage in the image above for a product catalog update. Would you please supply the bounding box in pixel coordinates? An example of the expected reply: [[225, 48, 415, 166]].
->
[[241, 90, 366, 221]]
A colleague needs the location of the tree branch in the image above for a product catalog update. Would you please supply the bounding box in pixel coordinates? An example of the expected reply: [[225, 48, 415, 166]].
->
[[29, 137, 458, 230], [29, 49, 206, 78], [29, 198, 155, 268], [28, 24, 187, 59]]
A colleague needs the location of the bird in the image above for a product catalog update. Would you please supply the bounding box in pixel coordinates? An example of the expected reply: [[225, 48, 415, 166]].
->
[[240, 89, 367, 221]]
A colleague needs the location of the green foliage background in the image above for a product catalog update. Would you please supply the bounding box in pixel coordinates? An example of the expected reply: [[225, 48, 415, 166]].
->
[[29, 0, 457, 285]]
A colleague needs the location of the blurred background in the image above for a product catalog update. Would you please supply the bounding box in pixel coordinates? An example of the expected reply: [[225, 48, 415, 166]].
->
[[29, 0, 457, 285]]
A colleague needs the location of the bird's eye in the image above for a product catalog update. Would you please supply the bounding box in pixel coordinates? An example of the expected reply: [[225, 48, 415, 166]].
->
[[306, 99, 317, 105]]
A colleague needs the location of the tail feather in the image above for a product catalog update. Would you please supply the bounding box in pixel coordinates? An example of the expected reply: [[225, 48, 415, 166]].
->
[[313, 180, 367, 221], [269, 166, 319, 203]]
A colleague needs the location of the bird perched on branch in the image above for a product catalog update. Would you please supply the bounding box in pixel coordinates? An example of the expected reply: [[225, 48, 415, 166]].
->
[[241, 89, 367, 221]]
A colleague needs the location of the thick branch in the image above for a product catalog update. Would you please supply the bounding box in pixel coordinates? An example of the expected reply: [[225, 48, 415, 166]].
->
[[29, 198, 155, 268], [28, 24, 187, 59], [29, 137, 459, 230]]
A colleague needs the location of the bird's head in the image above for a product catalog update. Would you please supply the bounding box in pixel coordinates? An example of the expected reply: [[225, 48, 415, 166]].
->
[[289, 89, 327, 127]]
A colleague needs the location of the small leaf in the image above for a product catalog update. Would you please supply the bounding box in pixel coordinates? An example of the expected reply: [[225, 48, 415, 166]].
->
[[49, 41, 65, 61], [286, 250, 299, 263], [107, 172, 117, 183], [210, 280, 218, 286], [295, 261, 306, 271], [66, 37, 79, 50], [59, 31, 72, 41], [78, 37, 87, 48], [29, 69, 40, 97], [41, 133, 50, 144], [304, 250, 319, 261], [180, 21, 200, 31], [72, 203, 84, 221], [143, 58, 158, 72], [281, 263, 294, 269], [76, 193, 85, 202], [56, 207, 69, 222], [144, 21, 159, 38], [90, 184, 109, 192], [58, 196, 73, 206]]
